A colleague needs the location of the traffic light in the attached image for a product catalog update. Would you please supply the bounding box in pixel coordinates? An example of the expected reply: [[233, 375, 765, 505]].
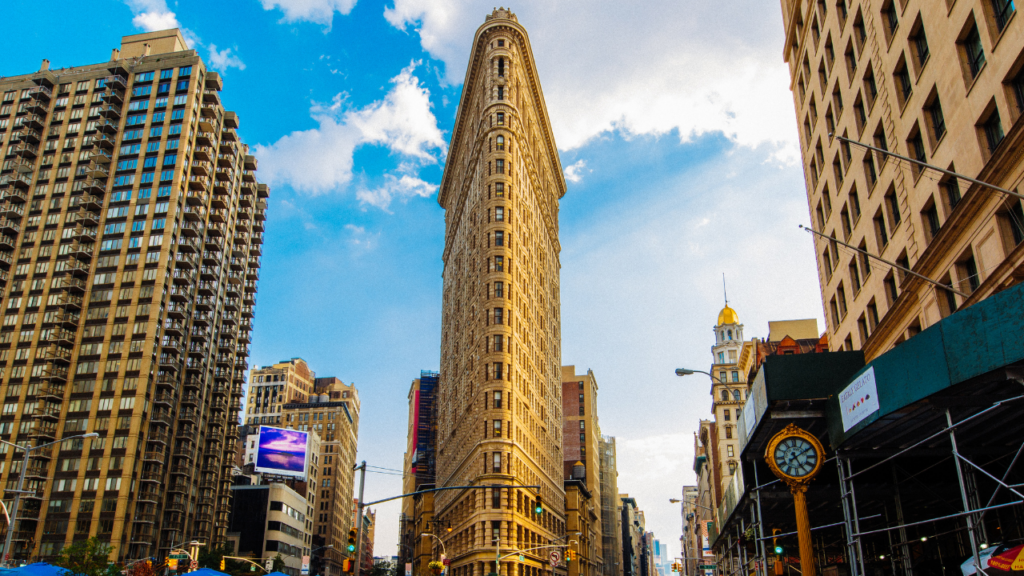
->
[[343, 559, 351, 573], [220, 559, 226, 571], [772, 528, 783, 555], [534, 495, 543, 515], [146, 561, 152, 568], [347, 528, 358, 553], [565, 550, 572, 564]]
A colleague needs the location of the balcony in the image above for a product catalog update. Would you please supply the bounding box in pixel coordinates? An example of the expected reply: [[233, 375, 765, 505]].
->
[[190, 160, 211, 177], [0, 234, 16, 251], [31, 403, 61, 420], [14, 126, 42, 143], [8, 142, 38, 158], [82, 177, 107, 195], [163, 318, 185, 336], [188, 174, 210, 192], [176, 236, 200, 254], [0, 174, 31, 191], [214, 167, 233, 182], [181, 220, 205, 238], [195, 131, 216, 146], [194, 145, 215, 161], [95, 118, 119, 133], [0, 202, 25, 221], [0, 217, 21, 237], [203, 89, 221, 106], [242, 170, 256, 183], [183, 204, 207, 222]]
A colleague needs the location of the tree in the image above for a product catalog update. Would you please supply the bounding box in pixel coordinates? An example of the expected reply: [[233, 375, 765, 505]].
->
[[367, 559, 396, 576], [272, 554, 286, 573], [53, 538, 117, 576], [196, 544, 252, 576]]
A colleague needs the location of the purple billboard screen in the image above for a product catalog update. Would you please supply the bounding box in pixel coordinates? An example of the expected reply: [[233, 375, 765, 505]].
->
[[254, 426, 309, 478]]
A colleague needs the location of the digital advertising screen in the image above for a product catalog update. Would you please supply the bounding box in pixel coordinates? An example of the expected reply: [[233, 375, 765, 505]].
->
[[254, 426, 309, 478]]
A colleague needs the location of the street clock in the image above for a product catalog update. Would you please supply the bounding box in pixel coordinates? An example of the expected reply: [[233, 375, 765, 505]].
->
[[765, 423, 824, 485]]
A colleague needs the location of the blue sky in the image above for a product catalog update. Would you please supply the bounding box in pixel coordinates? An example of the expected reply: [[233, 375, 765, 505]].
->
[[5, 0, 827, 558]]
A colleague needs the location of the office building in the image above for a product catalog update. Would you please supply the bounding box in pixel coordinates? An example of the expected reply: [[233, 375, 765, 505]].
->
[[229, 480, 318, 576], [598, 436, 622, 576], [561, 366, 602, 576], [434, 8, 568, 576], [0, 28, 266, 561], [243, 360, 360, 576], [399, 371, 439, 576], [781, 0, 1024, 360], [619, 496, 642, 576]]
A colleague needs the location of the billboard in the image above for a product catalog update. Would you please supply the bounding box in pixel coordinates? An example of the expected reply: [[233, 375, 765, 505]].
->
[[254, 426, 309, 478]]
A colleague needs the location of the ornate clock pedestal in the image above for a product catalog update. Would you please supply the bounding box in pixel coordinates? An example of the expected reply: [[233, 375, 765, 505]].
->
[[790, 484, 815, 576], [764, 424, 825, 576]]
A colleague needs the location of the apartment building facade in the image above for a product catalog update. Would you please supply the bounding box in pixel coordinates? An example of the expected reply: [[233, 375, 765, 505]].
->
[[434, 8, 568, 576], [0, 28, 265, 561], [782, 0, 1024, 360]]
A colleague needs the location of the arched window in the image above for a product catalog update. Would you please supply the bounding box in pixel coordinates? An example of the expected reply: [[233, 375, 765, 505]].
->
[[727, 330, 732, 340], [721, 390, 729, 401], [498, 57, 505, 77], [733, 390, 741, 401], [496, 135, 505, 150]]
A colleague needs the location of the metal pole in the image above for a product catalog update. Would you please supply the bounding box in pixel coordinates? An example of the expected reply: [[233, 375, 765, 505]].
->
[[799, 225, 969, 297], [845, 459, 866, 574], [2, 445, 29, 567], [946, 411, 985, 576], [753, 466, 767, 576], [833, 134, 1024, 201], [354, 461, 367, 576], [836, 457, 859, 576]]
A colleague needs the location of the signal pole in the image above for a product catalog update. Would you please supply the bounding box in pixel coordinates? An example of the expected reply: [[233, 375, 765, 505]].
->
[[353, 461, 367, 576]]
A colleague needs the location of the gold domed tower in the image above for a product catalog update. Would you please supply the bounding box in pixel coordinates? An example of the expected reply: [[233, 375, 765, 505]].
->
[[435, 8, 567, 576]]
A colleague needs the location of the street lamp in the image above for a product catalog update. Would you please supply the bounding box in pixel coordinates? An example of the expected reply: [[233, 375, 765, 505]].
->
[[1, 432, 98, 566], [420, 533, 446, 559], [674, 368, 725, 385]]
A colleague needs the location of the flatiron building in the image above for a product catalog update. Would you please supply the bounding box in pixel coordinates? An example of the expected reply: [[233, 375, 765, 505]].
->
[[434, 8, 568, 576]]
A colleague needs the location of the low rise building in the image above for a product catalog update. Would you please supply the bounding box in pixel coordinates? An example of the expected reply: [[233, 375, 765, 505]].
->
[[229, 481, 315, 576]]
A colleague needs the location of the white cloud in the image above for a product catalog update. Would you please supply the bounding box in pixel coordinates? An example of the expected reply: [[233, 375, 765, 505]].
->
[[255, 62, 446, 201], [356, 173, 438, 210], [563, 159, 587, 183], [207, 44, 246, 73], [123, 1, 237, 69], [383, 0, 799, 160], [260, 0, 358, 28], [126, 0, 180, 31]]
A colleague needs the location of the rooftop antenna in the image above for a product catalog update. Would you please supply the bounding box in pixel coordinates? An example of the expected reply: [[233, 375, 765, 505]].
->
[[723, 273, 728, 307]]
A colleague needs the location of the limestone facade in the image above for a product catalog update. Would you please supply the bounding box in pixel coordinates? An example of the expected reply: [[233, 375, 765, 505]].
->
[[435, 8, 568, 576], [782, 0, 1024, 360]]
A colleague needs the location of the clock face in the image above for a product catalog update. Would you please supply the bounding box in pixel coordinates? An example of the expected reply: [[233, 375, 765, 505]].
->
[[773, 436, 819, 478]]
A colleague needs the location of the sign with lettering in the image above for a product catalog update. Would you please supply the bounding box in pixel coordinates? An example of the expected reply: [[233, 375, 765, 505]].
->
[[840, 367, 880, 431]]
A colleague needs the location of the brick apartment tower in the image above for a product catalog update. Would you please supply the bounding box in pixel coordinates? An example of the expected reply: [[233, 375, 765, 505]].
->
[[781, 0, 1024, 360], [0, 29, 266, 561], [435, 8, 567, 576]]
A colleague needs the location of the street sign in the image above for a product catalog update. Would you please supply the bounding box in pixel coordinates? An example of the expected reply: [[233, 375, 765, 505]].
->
[[698, 565, 716, 570], [169, 554, 189, 560], [549, 551, 561, 567], [518, 556, 524, 563]]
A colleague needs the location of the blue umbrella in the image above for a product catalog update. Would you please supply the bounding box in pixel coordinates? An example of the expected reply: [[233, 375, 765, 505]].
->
[[0, 564, 70, 576], [265, 572, 290, 576]]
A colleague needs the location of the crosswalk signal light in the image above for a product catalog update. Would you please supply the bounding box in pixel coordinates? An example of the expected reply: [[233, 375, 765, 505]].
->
[[534, 495, 543, 515], [343, 559, 351, 572], [347, 528, 358, 553]]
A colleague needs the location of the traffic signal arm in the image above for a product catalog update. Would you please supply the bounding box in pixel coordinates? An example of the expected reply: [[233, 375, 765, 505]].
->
[[222, 556, 272, 573]]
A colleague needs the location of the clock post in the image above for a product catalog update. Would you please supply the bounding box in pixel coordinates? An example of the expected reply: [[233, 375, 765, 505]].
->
[[764, 424, 825, 576]]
